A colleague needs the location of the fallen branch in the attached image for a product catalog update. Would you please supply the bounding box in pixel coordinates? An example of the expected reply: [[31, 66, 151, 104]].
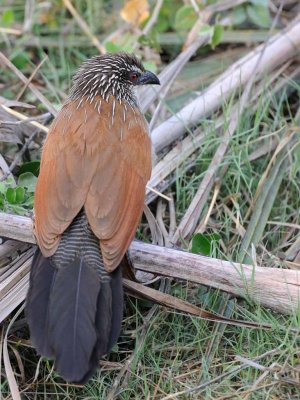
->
[[151, 16, 300, 151], [0, 213, 299, 315]]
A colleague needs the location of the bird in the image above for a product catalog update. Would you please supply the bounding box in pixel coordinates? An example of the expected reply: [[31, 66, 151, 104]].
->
[[25, 52, 160, 384]]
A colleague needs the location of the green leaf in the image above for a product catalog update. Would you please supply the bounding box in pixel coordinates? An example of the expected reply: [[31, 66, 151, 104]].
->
[[6, 188, 16, 204], [23, 195, 34, 208], [191, 233, 220, 256], [0, 182, 7, 195], [18, 161, 40, 177], [232, 5, 247, 25], [155, 15, 169, 33], [157, 0, 181, 33], [0, 177, 15, 194], [2, 9, 14, 26], [174, 5, 197, 32], [11, 52, 29, 69], [15, 186, 25, 203], [10, 205, 28, 216], [211, 24, 223, 49], [247, 4, 271, 28], [18, 172, 37, 192], [199, 23, 214, 41]]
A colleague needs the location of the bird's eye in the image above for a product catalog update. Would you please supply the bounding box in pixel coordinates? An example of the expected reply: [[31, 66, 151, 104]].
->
[[129, 72, 139, 82]]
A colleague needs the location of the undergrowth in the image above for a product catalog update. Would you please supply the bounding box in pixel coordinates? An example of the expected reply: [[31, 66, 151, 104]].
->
[[0, 1, 299, 399]]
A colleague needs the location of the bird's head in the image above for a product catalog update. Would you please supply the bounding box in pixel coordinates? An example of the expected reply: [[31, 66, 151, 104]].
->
[[70, 53, 160, 105]]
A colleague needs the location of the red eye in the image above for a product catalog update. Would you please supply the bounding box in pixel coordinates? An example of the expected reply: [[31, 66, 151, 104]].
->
[[130, 72, 138, 82]]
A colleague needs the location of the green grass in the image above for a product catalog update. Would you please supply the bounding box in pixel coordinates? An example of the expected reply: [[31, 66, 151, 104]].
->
[[1, 1, 300, 399]]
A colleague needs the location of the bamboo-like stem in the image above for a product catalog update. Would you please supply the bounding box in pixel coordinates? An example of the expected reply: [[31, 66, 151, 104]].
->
[[0, 213, 299, 315], [151, 17, 300, 152]]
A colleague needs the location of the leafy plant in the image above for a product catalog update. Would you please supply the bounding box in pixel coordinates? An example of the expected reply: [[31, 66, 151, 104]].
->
[[1, 8, 14, 26], [0, 172, 37, 215], [191, 233, 220, 256], [18, 161, 40, 177], [174, 5, 197, 32], [247, 2, 271, 28]]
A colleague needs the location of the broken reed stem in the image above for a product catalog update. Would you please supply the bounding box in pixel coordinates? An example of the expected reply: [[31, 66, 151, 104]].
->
[[0, 212, 299, 315], [0, 105, 48, 133]]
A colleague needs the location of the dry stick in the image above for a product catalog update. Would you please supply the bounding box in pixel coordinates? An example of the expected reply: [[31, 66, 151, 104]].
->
[[145, 130, 206, 203], [0, 28, 21, 35], [0, 213, 299, 315], [168, 195, 177, 237], [0, 52, 57, 117], [2, 305, 24, 400], [146, 186, 171, 202], [0, 105, 48, 134], [142, 0, 164, 35], [16, 56, 48, 101], [0, 253, 32, 322], [0, 154, 15, 185], [156, 199, 172, 247], [197, 181, 220, 233], [285, 235, 300, 261], [62, 0, 106, 55], [23, 0, 35, 33], [183, 0, 209, 49], [139, 33, 211, 113], [143, 204, 164, 247], [151, 17, 300, 152]]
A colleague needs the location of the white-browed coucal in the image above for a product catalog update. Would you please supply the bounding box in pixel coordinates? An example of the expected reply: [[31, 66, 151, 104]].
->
[[26, 53, 160, 384]]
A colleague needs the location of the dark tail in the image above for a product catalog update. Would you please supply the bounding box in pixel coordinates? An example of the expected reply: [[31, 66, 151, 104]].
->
[[26, 248, 123, 384]]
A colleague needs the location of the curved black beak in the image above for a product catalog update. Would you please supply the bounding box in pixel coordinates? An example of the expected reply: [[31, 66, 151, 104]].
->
[[138, 70, 160, 86]]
